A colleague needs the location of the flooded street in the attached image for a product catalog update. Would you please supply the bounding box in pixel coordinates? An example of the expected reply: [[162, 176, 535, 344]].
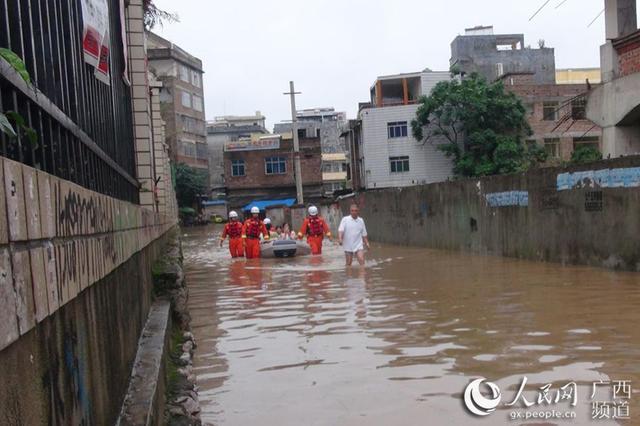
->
[[183, 225, 640, 425]]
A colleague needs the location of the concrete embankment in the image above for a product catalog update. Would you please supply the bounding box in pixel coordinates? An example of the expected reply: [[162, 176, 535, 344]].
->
[[118, 232, 201, 425], [339, 156, 640, 271]]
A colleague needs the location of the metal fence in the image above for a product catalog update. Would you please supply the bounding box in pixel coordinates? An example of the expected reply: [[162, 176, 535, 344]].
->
[[0, 0, 138, 203]]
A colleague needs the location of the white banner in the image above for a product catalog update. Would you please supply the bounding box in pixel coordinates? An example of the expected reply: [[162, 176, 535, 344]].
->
[[81, 0, 110, 84]]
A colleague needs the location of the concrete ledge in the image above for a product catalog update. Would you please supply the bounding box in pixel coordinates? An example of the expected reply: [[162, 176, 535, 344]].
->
[[118, 299, 172, 426]]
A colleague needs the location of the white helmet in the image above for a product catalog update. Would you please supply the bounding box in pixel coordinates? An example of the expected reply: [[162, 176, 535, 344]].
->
[[229, 210, 238, 219], [264, 218, 271, 225], [250, 206, 260, 214], [308, 205, 318, 216]]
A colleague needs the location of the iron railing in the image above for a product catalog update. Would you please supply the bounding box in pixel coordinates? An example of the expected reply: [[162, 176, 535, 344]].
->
[[0, 0, 138, 203]]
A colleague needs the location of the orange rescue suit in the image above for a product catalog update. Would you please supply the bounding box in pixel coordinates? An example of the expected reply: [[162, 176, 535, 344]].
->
[[298, 216, 331, 255], [221, 221, 244, 258], [242, 217, 269, 258]]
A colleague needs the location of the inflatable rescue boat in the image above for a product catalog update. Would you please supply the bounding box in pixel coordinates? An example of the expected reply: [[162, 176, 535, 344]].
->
[[260, 239, 311, 258]]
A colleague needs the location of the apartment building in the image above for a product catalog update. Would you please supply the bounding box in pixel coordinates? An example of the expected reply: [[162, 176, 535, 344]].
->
[[274, 108, 349, 196], [223, 134, 323, 209], [359, 70, 454, 189], [450, 25, 556, 84], [207, 112, 269, 192], [500, 72, 602, 162], [451, 26, 602, 161], [147, 32, 208, 176]]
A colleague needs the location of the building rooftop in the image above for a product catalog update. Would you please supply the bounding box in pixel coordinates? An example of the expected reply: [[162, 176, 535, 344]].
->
[[147, 31, 203, 71], [207, 124, 268, 135]]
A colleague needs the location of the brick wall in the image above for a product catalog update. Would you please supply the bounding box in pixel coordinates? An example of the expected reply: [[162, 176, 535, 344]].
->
[[615, 31, 640, 77], [503, 81, 602, 161], [224, 138, 322, 190]]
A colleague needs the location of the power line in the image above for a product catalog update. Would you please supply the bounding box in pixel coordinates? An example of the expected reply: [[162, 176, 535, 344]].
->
[[587, 8, 605, 28], [555, 0, 570, 9], [529, 0, 553, 21]]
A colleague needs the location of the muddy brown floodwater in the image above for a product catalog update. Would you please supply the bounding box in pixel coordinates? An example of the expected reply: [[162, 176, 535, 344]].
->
[[183, 225, 640, 426]]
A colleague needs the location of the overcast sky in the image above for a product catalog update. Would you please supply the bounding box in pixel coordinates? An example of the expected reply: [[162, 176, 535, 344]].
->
[[152, 0, 623, 130]]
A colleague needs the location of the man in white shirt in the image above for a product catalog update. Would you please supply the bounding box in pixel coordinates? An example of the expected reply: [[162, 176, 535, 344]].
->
[[338, 204, 370, 266]]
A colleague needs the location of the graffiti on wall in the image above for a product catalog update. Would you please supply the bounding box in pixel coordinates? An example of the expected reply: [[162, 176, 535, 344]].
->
[[485, 191, 529, 207], [557, 167, 640, 191]]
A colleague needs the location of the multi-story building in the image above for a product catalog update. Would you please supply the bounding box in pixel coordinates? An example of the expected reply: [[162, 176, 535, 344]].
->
[[147, 32, 209, 176], [342, 118, 364, 191], [450, 25, 556, 84], [587, 0, 640, 157], [223, 134, 323, 209], [207, 112, 269, 193], [451, 27, 602, 161], [499, 72, 602, 162], [274, 108, 349, 196], [358, 70, 454, 189]]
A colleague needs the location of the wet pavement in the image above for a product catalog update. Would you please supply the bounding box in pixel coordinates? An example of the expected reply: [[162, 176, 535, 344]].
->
[[183, 225, 640, 425]]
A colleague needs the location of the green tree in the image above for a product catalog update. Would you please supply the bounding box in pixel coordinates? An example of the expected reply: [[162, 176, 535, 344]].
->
[[570, 145, 602, 165], [175, 163, 208, 208], [411, 72, 546, 177]]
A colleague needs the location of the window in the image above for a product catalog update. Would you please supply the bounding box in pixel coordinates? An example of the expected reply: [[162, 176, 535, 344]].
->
[[389, 156, 410, 173], [324, 182, 343, 194], [298, 129, 307, 139], [573, 136, 599, 151], [542, 101, 558, 121], [231, 159, 245, 177], [192, 95, 203, 112], [191, 71, 201, 88], [388, 121, 408, 139], [265, 157, 286, 175], [181, 140, 196, 157], [544, 138, 560, 159], [179, 65, 190, 82], [180, 116, 206, 134], [181, 91, 192, 108], [571, 97, 586, 120], [196, 143, 208, 158]]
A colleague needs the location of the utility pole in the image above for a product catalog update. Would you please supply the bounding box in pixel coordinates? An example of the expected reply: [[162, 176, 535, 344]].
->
[[284, 81, 304, 205]]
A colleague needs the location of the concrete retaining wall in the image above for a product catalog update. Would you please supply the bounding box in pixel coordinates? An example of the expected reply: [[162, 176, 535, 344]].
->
[[339, 156, 640, 271], [0, 158, 177, 424]]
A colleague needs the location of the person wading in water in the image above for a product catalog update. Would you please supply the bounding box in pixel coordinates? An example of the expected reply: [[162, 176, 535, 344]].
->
[[298, 205, 332, 255], [242, 207, 269, 259], [338, 204, 370, 266], [219, 210, 244, 258]]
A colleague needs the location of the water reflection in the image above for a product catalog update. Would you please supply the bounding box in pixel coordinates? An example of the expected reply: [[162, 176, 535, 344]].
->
[[184, 225, 640, 425]]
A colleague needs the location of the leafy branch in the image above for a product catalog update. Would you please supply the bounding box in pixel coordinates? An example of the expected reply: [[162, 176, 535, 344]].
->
[[0, 48, 38, 148], [143, 0, 178, 30]]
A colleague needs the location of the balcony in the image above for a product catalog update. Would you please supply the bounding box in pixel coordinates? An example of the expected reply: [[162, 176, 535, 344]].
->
[[370, 74, 422, 108], [322, 171, 347, 182]]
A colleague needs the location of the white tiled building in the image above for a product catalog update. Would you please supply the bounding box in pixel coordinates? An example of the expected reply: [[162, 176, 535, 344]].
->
[[359, 70, 454, 189]]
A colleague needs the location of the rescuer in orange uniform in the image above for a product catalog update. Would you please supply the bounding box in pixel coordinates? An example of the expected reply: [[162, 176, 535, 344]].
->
[[219, 210, 244, 258], [298, 205, 332, 255], [242, 206, 269, 258]]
